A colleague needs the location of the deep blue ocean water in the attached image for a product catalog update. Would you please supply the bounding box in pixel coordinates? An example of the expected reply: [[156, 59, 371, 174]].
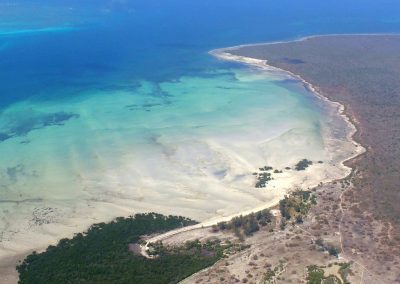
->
[[1, 0, 400, 107]]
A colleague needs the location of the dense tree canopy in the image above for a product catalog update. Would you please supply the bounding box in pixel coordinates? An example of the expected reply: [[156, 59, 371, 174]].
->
[[17, 213, 221, 284]]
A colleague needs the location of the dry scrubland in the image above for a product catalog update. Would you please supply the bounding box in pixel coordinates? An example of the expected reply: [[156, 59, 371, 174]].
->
[[179, 183, 360, 284], [172, 177, 397, 283], [227, 35, 400, 282]]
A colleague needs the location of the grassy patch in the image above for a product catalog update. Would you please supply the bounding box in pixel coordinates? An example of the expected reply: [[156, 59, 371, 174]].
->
[[280, 190, 315, 222], [254, 166, 274, 188], [307, 265, 325, 284], [307, 263, 351, 284]]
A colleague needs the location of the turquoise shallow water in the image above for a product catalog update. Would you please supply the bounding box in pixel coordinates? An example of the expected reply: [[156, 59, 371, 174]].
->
[[0, 67, 323, 200], [0, 0, 398, 259], [0, 65, 334, 257]]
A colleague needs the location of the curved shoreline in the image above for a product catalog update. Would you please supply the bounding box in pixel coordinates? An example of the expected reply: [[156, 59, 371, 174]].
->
[[139, 37, 367, 257], [211, 32, 399, 51], [6, 36, 368, 278], [209, 36, 366, 178], [1, 38, 351, 281]]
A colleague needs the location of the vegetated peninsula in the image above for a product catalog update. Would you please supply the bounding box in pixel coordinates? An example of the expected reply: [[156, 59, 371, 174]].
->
[[16, 213, 231, 284], [220, 34, 400, 282]]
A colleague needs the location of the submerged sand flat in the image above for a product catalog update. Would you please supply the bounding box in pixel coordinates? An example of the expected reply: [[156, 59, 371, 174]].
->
[[0, 65, 357, 268]]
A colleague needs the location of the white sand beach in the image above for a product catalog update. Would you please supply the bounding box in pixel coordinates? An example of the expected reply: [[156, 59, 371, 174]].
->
[[0, 47, 362, 282]]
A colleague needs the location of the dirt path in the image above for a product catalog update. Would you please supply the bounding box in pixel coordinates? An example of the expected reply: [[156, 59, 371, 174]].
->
[[139, 204, 276, 258], [140, 223, 205, 258]]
